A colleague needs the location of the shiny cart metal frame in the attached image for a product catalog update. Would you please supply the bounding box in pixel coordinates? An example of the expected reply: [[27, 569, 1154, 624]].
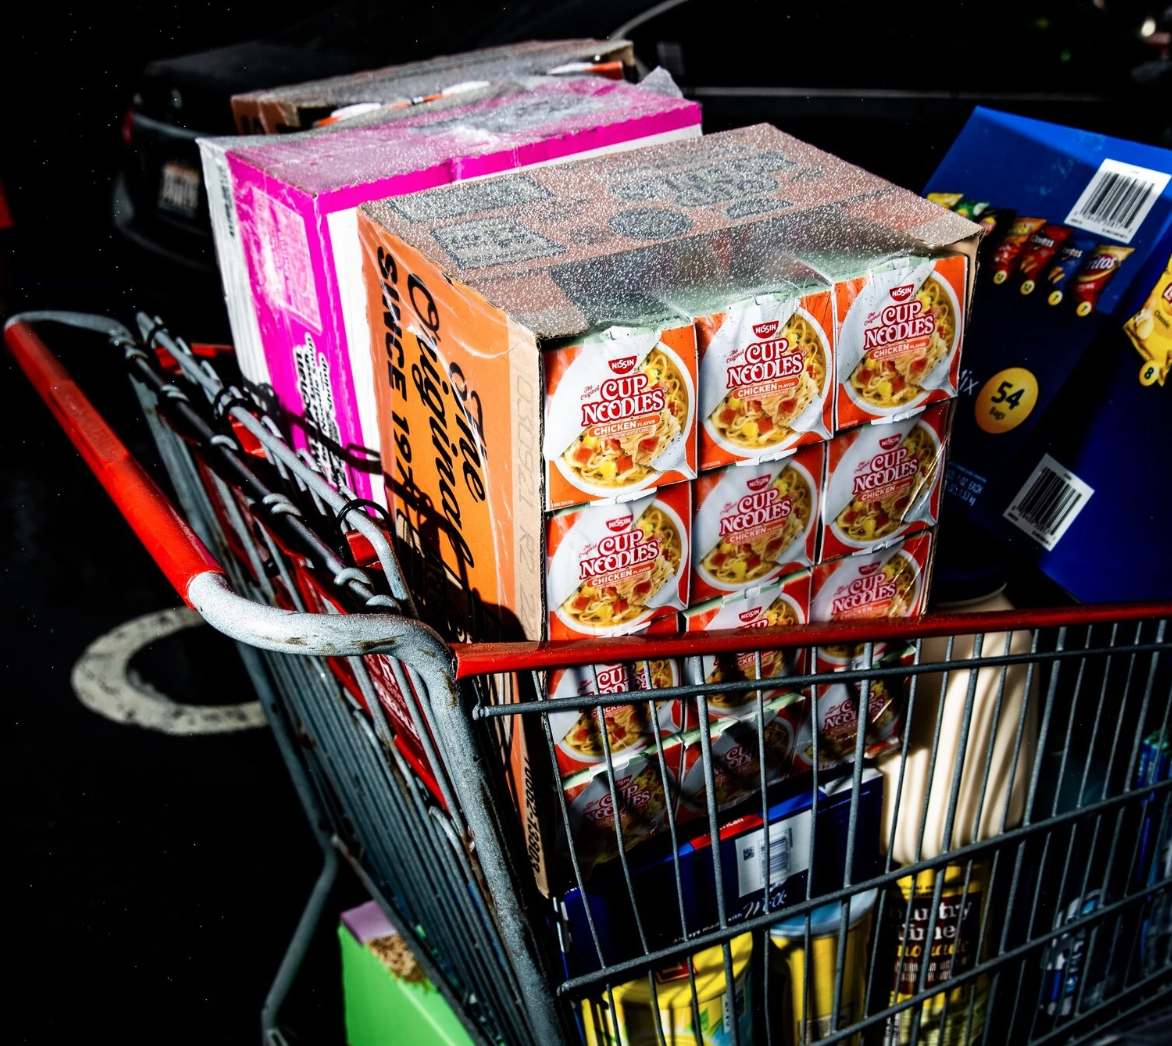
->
[[8, 312, 1172, 1046]]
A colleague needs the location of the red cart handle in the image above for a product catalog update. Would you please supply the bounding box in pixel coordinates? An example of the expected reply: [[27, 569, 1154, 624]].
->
[[6, 319, 225, 606]]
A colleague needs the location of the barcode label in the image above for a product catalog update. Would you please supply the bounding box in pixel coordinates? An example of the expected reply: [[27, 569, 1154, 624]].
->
[[1004, 454, 1093, 551], [736, 812, 810, 897], [1064, 159, 1170, 244]]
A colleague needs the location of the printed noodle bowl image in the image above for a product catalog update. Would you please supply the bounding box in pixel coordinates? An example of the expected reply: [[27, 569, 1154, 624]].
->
[[561, 346, 689, 491], [708, 311, 827, 451], [818, 554, 920, 660], [833, 425, 939, 547], [682, 715, 794, 813], [558, 663, 675, 760], [848, 276, 957, 409], [700, 465, 813, 588], [575, 761, 670, 869], [705, 597, 800, 712], [559, 504, 685, 633]]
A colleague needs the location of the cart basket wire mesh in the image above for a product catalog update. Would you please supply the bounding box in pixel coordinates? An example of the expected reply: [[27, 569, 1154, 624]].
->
[[8, 311, 1172, 1046]]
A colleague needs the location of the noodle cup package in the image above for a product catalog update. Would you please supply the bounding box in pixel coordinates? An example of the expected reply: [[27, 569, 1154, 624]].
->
[[546, 651, 683, 780], [682, 571, 812, 726], [230, 38, 635, 133], [691, 445, 823, 602], [791, 669, 908, 772], [561, 737, 685, 879], [199, 76, 702, 503], [357, 123, 980, 643], [546, 483, 691, 641], [675, 693, 806, 825], [819, 401, 952, 561], [543, 325, 697, 508], [810, 529, 935, 627], [696, 290, 835, 469], [833, 254, 969, 431]]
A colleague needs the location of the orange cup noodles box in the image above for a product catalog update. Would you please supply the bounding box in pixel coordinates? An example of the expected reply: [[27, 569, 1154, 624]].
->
[[819, 401, 952, 562], [675, 693, 806, 824], [543, 325, 697, 508], [691, 445, 823, 603], [546, 656, 683, 780], [696, 290, 835, 469], [833, 254, 969, 430], [357, 124, 980, 642], [561, 735, 685, 879], [682, 571, 812, 725], [546, 483, 691, 641], [810, 529, 935, 627]]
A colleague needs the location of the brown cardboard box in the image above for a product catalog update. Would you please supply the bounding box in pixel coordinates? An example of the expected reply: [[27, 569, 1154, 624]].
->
[[231, 39, 635, 133], [357, 124, 978, 646]]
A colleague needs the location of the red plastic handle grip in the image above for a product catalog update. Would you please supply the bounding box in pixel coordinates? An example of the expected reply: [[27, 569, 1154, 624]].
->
[[6, 320, 224, 606]]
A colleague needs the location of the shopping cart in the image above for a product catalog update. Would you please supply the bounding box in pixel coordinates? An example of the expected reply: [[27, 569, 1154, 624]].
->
[[7, 310, 1171, 1046]]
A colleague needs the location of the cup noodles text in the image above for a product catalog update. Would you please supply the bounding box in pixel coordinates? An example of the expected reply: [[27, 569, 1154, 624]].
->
[[543, 326, 697, 508], [791, 672, 906, 772], [683, 571, 812, 726], [357, 125, 978, 641], [200, 77, 702, 507], [676, 694, 805, 822], [832, 255, 968, 430], [563, 739, 684, 879], [697, 292, 834, 469], [691, 447, 822, 603], [811, 530, 934, 626], [547, 651, 682, 779], [820, 401, 952, 561], [547, 484, 690, 640]]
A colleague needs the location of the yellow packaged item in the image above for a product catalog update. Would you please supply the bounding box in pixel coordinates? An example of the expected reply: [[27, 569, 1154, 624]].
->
[[886, 863, 989, 1046], [927, 192, 964, 210], [769, 889, 877, 1045], [581, 934, 753, 1046], [1124, 253, 1172, 386]]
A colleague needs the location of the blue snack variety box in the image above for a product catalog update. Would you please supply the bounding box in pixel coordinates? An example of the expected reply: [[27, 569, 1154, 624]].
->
[[556, 770, 882, 977], [925, 108, 1172, 603]]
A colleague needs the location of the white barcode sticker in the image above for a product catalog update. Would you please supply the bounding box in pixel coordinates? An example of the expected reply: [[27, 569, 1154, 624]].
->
[[735, 811, 811, 897], [1064, 159, 1170, 244], [1004, 454, 1094, 551]]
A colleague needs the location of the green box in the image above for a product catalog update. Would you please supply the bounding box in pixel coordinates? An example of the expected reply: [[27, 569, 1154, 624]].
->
[[339, 903, 474, 1046]]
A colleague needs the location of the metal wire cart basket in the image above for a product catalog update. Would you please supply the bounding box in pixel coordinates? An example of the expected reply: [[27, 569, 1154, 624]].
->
[[8, 311, 1172, 1046]]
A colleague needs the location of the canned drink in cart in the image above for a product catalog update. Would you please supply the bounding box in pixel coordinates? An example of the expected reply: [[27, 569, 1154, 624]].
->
[[769, 888, 878, 1044], [580, 933, 753, 1046], [885, 863, 989, 1046]]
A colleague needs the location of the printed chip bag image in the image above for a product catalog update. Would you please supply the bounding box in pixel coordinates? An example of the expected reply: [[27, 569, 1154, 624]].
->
[[691, 446, 822, 603], [357, 124, 978, 643], [820, 401, 951, 561], [546, 484, 690, 641]]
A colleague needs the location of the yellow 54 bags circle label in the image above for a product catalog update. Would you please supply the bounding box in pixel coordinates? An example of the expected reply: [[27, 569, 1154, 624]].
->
[[975, 368, 1039, 434]]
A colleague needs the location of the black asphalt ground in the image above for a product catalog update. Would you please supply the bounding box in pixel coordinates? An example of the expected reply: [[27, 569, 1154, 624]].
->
[[4, 321, 361, 1044]]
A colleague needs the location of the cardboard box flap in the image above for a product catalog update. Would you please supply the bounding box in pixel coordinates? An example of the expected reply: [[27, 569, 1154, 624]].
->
[[361, 124, 981, 343], [231, 38, 635, 132]]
